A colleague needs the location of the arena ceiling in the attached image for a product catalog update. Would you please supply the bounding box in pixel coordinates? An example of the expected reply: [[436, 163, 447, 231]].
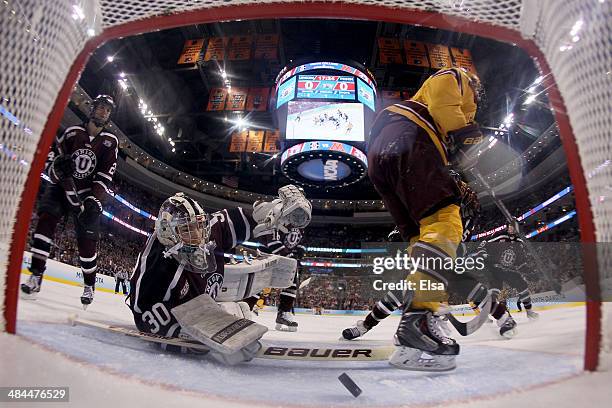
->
[[75, 18, 561, 201]]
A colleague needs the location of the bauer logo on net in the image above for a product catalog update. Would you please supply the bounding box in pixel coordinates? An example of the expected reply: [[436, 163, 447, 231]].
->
[[370, 250, 486, 292]]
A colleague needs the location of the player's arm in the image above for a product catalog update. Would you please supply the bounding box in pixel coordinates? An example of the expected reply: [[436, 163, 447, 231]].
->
[[211, 207, 257, 252], [47, 129, 73, 185], [79, 133, 118, 221], [91, 132, 118, 205]]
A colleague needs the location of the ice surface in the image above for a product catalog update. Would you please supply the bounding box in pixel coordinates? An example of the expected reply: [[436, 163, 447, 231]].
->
[[1, 276, 610, 407]]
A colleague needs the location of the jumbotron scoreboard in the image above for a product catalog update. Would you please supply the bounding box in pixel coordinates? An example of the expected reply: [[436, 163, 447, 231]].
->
[[272, 61, 377, 188]]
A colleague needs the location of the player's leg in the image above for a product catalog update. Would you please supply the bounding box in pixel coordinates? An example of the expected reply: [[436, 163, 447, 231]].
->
[[506, 269, 538, 319], [342, 290, 402, 340], [115, 277, 120, 294], [276, 273, 298, 331], [21, 185, 65, 295], [74, 211, 101, 307], [368, 122, 461, 370]]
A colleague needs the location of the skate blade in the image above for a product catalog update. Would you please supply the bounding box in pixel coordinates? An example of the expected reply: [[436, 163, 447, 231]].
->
[[275, 323, 297, 332], [20, 291, 38, 300], [388, 347, 456, 372], [500, 327, 518, 339]]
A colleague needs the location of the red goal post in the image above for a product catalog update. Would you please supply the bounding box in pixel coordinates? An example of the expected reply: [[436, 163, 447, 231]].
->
[[1, 0, 609, 371]]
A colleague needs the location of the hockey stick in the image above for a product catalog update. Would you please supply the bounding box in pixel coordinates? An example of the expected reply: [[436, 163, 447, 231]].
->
[[470, 168, 561, 293], [298, 276, 312, 290], [446, 291, 493, 336], [69, 316, 395, 361]]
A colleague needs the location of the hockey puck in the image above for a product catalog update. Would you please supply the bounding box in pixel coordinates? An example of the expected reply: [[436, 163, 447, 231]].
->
[[338, 372, 362, 398]]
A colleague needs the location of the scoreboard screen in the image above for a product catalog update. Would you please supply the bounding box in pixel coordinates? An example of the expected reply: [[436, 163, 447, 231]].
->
[[357, 78, 375, 112], [276, 76, 297, 108], [297, 75, 355, 100], [286, 100, 365, 142]]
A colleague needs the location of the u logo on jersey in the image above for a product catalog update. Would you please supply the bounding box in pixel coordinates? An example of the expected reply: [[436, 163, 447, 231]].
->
[[501, 248, 516, 267], [205, 272, 223, 299], [284, 228, 302, 249], [71, 148, 97, 179]]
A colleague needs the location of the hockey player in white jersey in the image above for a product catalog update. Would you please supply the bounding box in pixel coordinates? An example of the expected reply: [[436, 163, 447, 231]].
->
[[128, 185, 311, 364]]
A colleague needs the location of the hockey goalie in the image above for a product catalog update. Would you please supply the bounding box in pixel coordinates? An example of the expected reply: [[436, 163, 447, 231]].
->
[[128, 185, 312, 364]]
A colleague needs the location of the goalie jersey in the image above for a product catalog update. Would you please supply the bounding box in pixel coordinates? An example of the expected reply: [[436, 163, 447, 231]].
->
[[128, 207, 255, 336]]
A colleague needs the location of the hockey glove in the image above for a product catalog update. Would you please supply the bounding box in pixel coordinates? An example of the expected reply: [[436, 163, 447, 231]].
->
[[49, 154, 75, 183], [447, 123, 484, 169], [78, 196, 102, 232]]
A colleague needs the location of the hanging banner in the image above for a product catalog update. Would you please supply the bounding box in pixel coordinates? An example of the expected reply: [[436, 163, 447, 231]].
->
[[450, 47, 478, 76], [426, 43, 452, 69], [247, 130, 265, 152], [246, 88, 271, 111], [377, 38, 403, 64], [204, 37, 227, 61], [403, 40, 430, 68], [177, 39, 204, 65], [225, 87, 248, 111], [229, 130, 248, 152], [264, 130, 280, 152], [254, 34, 279, 60], [228, 35, 252, 60], [206, 88, 228, 111]]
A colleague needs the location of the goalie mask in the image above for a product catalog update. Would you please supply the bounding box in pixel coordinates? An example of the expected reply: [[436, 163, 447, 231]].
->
[[155, 193, 217, 272]]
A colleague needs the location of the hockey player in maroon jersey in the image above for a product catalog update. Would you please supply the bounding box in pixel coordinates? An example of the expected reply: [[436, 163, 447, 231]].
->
[[21, 95, 118, 308], [128, 186, 311, 364]]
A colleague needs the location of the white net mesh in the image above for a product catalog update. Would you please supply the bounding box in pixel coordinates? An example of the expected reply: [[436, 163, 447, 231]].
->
[[1, 0, 610, 367]]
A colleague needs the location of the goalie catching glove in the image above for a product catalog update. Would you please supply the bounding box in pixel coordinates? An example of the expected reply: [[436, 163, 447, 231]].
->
[[252, 184, 312, 237]]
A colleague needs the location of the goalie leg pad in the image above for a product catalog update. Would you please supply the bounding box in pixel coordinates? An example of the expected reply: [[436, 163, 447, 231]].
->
[[171, 294, 267, 359], [218, 301, 252, 320], [217, 253, 297, 302]]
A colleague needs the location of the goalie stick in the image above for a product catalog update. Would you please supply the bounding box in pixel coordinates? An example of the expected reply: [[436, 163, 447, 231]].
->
[[68, 315, 395, 361]]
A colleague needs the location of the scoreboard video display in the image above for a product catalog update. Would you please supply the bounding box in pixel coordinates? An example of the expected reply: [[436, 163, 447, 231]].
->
[[273, 60, 377, 188], [296, 75, 356, 100]]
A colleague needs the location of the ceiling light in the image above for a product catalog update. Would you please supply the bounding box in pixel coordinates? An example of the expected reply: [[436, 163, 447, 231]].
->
[[106, 55, 114, 62]]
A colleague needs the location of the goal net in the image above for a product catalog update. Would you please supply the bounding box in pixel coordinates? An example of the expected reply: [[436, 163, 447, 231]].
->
[[1, 0, 610, 371]]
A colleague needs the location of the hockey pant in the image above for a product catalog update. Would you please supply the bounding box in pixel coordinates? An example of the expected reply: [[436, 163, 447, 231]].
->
[[30, 212, 98, 287]]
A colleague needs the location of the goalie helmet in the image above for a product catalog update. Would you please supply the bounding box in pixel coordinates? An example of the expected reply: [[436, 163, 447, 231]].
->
[[89, 94, 115, 127], [155, 193, 216, 271]]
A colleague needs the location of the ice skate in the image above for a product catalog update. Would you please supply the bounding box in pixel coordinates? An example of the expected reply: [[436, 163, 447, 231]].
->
[[81, 285, 95, 310], [389, 311, 459, 371], [341, 320, 369, 340], [275, 310, 298, 332], [20, 273, 42, 297], [526, 309, 539, 320], [498, 313, 517, 338]]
